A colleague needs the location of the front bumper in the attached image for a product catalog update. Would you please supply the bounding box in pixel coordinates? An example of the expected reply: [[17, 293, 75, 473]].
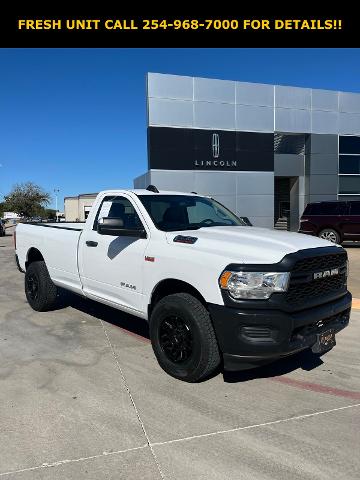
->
[[208, 292, 351, 371]]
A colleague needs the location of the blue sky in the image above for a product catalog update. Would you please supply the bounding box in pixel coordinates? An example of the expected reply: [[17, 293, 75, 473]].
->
[[1, 48, 360, 209]]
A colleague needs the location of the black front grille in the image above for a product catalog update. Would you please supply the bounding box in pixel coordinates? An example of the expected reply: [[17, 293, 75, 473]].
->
[[292, 253, 347, 273], [286, 274, 346, 305], [286, 252, 347, 306]]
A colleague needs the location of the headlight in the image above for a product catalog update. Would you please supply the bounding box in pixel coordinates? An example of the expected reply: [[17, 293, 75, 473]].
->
[[219, 271, 290, 300]]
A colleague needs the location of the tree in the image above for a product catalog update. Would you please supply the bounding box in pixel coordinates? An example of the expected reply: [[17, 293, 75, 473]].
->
[[44, 208, 57, 220], [3, 182, 51, 218], [0, 202, 5, 218]]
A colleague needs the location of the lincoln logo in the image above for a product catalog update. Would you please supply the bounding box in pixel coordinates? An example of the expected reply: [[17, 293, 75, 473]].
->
[[313, 268, 339, 280], [212, 133, 220, 158]]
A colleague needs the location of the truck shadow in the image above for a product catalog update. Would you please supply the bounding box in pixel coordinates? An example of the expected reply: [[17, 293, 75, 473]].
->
[[58, 290, 150, 340], [222, 350, 324, 383], [57, 291, 325, 383]]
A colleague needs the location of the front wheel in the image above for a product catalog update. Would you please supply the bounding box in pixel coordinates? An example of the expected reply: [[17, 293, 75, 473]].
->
[[150, 293, 220, 382], [318, 228, 340, 244], [25, 261, 58, 311]]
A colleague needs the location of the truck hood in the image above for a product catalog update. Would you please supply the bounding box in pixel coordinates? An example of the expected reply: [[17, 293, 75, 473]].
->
[[166, 226, 341, 265]]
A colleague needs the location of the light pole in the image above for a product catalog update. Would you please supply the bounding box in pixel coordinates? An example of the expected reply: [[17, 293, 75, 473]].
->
[[54, 188, 60, 219]]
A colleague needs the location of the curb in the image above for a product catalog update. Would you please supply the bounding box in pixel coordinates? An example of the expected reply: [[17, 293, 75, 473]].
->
[[352, 298, 360, 310]]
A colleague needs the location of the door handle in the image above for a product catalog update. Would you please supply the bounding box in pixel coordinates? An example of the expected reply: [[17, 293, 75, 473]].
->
[[86, 241, 98, 247]]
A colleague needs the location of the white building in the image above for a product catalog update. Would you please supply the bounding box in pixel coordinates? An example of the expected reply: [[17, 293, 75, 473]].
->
[[64, 193, 98, 221]]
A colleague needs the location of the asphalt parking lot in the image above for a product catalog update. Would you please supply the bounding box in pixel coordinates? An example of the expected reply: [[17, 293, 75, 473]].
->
[[1, 231, 359, 479]]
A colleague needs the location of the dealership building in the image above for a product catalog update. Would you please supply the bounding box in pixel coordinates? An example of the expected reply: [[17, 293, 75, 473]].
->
[[134, 73, 360, 230], [64, 193, 98, 222]]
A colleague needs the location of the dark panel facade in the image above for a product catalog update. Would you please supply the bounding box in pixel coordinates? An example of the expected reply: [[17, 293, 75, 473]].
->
[[339, 136, 360, 154], [148, 127, 274, 171]]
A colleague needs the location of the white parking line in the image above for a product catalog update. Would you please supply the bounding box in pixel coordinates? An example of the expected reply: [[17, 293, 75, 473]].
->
[[0, 445, 148, 477], [151, 402, 360, 447]]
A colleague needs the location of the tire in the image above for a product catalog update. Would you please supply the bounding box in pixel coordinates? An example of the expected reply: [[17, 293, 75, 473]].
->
[[150, 293, 221, 382], [25, 261, 58, 311], [318, 228, 340, 244]]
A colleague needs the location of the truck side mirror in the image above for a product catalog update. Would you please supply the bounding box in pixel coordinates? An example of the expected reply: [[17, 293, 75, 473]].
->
[[97, 217, 147, 238], [239, 216, 252, 226]]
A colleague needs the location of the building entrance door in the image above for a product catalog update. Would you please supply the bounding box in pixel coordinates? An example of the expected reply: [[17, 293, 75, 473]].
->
[[274, 177, 301, 231], [274, 177, 290, 230], [279, 201, 290, 219]]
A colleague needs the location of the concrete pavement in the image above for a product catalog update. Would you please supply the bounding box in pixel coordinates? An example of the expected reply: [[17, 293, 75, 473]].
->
[[344, 242, 360, 298], [0, 231, 359, 479]]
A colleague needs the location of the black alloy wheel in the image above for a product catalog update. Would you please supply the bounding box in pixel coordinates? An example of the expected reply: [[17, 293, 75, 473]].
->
[[24, 261, 58, 311], [26, 273, 39, 301], [149, 293, 220, 382], [159, 315, 193, 363]]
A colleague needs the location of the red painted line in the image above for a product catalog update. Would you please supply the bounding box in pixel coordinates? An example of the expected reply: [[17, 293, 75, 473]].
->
[[270, 376, 360, 400], [113, 326, 150, 344]]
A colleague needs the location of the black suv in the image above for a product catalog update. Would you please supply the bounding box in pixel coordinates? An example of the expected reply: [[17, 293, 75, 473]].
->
[[299, 201, 360, 244]]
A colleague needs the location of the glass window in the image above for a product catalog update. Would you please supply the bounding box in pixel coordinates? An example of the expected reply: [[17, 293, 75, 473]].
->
[[339, 176, 360, 195], [350, 202, 360, 215], [93, 196, 143, 230], [274, 133, 306, 155], [339, 155, 360, 174], [339, 136, 360, 154], [138, 195, 245, 232], [310, 202, 346, 215], [303, 204, 313, 215]]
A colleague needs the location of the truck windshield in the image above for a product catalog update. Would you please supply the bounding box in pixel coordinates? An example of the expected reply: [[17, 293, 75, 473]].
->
[[138, 195, 246, 232]]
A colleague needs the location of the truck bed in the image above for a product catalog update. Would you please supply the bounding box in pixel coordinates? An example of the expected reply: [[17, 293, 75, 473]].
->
[[16, 222, 85, 294]]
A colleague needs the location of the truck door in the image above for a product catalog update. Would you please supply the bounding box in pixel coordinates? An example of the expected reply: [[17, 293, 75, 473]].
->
[[78, 194, 149, 314]]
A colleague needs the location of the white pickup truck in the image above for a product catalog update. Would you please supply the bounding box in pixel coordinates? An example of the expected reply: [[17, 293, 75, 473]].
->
[[15, 187, 351, 382]]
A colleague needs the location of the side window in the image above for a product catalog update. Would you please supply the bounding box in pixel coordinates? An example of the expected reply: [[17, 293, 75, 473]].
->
[[93, 196, 143, 231], [303, 204, 313, 215], [312, 202, 345, 215], [350, 202, 360, 215]]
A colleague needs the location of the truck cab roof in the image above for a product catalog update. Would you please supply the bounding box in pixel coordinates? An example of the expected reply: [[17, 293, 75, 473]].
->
[[129, 189, 199, 196], [91, 189, 199, 197]]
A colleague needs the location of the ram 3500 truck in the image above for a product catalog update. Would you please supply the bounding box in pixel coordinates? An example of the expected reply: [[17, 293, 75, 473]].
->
[[15, 188, 351, 382]]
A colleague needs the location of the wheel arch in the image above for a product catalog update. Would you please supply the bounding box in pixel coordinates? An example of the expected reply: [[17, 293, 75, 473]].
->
[[25, 248, 44, 270], [318, 226, 342, 242], [148, 278, 207, 318]]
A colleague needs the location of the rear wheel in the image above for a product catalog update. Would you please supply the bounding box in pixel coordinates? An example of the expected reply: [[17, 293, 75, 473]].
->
[[318, 228, 340, 244], [25, 261, 58, 311], [150, 293, 220, 382]]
